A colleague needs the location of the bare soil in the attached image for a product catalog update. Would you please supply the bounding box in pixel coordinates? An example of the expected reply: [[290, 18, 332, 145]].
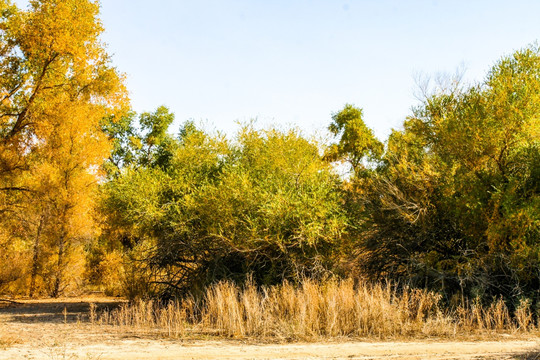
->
[[1, 297, 539, 359]]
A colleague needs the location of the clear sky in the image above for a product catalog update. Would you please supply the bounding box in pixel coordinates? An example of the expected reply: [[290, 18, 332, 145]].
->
[[13, 0, 540, 140]]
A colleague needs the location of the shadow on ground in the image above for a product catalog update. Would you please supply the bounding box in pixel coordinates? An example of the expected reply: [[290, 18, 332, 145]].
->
[[0, 298, 124, 324], [514, 350, 540, 359]]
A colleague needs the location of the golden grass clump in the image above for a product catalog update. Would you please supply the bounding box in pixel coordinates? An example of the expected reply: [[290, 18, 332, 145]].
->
[[95, 299, 188, 338], [95, 279, 538, 340]]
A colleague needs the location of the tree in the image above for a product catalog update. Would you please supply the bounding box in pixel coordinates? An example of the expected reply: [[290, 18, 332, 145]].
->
[[101, 106, 176, 176], [100, 122, 347, 298], [0, 0, 127, 296], [0, 0, 126, 172], [350, 45, 540, 300], [325, 104, 383, 175], [36, 101, 114, 296]]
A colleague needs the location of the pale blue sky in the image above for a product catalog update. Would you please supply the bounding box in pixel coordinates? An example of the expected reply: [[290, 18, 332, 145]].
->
[[14, 0, 540, 140]]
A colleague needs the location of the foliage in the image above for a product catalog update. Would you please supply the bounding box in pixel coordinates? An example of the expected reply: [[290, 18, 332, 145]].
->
[[99, 46, 539, 303], [325, 104, 383, 175], [347, 45, 540, 301], [0, 0, 127, 296], [100, 122, 347, 298]]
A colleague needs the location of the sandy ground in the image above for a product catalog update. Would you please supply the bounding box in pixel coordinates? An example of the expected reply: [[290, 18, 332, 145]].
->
[[1, 298, 539, 360]]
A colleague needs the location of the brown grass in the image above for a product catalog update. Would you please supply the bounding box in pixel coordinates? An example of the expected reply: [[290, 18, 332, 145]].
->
[[0, 329, 23, 350], [95, 279, 539, 340]]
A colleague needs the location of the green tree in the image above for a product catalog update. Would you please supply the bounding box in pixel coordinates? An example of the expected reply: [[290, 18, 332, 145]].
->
[[325, 104, 383, 175], [100, 122, 347, 298], [351, 45, 540, 300]]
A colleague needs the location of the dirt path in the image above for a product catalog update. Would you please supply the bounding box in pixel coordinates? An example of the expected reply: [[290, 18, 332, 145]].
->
[[1, 298, 539, 359], [2, 339, 539, 359]]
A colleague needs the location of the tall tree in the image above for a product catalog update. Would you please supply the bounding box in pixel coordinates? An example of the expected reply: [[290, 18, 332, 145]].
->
[[0, 0, 127, 296]]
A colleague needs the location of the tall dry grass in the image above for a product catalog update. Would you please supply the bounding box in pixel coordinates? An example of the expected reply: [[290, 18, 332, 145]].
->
[[95, 279, 538, 340]]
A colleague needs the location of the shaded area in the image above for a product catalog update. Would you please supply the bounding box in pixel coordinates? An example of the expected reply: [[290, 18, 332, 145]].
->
[[514, 350, 540, 359], [0, 298, 125, 324]]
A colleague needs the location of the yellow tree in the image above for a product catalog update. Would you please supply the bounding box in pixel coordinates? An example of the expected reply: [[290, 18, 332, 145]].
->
[[0, 0, 125, 170], [34, 101, 114, 296], [0, 0, 127, 295]]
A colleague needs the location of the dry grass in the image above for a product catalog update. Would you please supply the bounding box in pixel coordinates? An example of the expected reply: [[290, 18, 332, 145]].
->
[[95, 279, 539, 340], [0, 332, 22, 350]]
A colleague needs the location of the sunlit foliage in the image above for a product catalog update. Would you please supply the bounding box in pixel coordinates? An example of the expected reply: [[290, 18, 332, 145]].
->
[[348, 46, 540, 301], [0, 0, 127, 296], [99, 118, 347, 298]]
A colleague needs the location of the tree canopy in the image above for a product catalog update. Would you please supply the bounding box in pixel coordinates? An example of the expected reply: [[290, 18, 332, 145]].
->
[[0, 0, 126, 296]]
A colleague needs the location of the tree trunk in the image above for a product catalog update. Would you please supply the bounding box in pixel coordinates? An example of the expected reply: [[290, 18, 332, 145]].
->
[[51, 231, 66, 298], [29, 215, 45, 298]]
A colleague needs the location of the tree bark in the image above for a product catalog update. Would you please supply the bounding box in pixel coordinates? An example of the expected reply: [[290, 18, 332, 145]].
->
[[51, 226, 67, 298], [29, 215, 45, 298]]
